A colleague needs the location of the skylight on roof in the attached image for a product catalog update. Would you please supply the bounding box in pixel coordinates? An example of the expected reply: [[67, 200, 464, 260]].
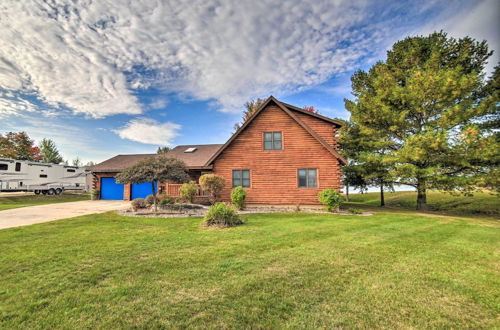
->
[[184, 147, 197, 153]]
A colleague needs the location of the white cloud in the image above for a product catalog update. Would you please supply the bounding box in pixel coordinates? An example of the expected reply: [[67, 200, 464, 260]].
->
[[0, 0, 483, 118], [0, 0, 400, 117], [114, 118, 181, 145], [415, 0, 499, 74]]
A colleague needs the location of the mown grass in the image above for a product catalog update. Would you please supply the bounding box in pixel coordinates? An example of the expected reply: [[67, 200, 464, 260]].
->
[[346, 190, 499, 217], [0, 192, 89, 211], [0, 211, 498, 328]]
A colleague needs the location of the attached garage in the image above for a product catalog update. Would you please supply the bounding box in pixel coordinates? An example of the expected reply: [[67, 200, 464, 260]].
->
[[100, 177, 124, 200], [131, 182, 157, 200]]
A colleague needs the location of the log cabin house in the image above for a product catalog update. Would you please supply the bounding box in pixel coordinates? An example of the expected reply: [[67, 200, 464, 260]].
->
[[90, 96, 346, 205]]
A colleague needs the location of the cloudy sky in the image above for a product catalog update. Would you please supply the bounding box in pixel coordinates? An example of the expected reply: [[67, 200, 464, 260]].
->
[[1, 0, 498, 163]]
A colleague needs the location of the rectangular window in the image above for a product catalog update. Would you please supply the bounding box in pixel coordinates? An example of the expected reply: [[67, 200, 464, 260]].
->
[[298, 168, 317, 188], [67, 169, 76, 173], [232, 169, 250, 188], [39, 174, 48, 178], [0, 164, 7, 171], [15, 162, 21, 172], [263, 132, 282, 150]]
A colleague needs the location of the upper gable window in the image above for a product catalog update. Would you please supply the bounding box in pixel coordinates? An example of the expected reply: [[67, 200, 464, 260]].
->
[[264, 132, 282, 150]]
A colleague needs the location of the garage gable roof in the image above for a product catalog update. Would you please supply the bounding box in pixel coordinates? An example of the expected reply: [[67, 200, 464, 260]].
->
[[91, 144, 223, 173]]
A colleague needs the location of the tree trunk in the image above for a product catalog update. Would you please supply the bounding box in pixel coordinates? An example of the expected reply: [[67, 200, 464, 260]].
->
[[152, 181, 157, 213], [416, 181, 428, 211], [345, 184, 349, 202], [380, 182, 385, 207]]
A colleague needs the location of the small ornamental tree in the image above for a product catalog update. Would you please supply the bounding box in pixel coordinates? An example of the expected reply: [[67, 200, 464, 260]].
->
[[199, 174, 225, 204], [116, 156, 189, 212], [180, 181, 197, 203]]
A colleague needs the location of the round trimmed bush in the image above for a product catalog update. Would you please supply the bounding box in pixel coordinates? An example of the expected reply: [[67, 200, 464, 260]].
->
[[204, 202, 243, 227], [231, 186, 247, 210], [318, 189, 343, 212], [180, 181, 197, 203], [145, 194, 157, 206], [199, 174, 225, 204], [131, 198, 147, 211], [158, 194, 175, 206]]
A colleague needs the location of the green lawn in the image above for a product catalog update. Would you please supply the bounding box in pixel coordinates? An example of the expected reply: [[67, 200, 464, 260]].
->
[[346, 190, 500, 217], [0, 211, 498, 328], [0, 192, 89, 211]]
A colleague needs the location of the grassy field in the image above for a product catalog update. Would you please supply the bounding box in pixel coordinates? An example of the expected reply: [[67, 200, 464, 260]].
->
[[0, 192, 89, 211], [345, 190, 499, 217], [0, 211, 498, 328]]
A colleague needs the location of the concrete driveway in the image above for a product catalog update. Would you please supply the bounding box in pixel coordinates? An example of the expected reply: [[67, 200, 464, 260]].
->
[[0, 200, 129, 230]]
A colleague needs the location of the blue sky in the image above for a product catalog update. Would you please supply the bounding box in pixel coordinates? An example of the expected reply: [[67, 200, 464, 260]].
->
[[0, 0, 498, 164]]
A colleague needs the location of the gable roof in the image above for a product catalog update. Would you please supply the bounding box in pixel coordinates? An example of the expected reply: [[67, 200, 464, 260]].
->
[[90, 154, 156, 172], [166, 144, 223, 168], [90, 144, 223, 173], [205, 96, 347, 165], [279, 101, 344, 127]]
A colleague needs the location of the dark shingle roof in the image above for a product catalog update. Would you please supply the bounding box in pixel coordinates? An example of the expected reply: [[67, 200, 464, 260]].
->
[[90, 144, 223, 173]]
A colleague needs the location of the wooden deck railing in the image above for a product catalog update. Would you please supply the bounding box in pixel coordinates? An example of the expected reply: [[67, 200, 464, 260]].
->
[[163, 183, 209, 198]]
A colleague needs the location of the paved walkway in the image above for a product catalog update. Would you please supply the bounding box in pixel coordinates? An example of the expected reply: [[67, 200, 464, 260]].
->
[[0, 200, 129, 230]]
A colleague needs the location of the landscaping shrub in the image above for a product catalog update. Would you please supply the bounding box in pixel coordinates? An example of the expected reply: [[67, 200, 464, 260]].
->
[[318, 189, 343, 212], [131, 198, 148, 211], [159, 194, 175, 206], [348, 208, 363, 214], [180, 181, 197, 203], [199, 174, 225, 204], [145, 194, 157, 206], [230, 186, 247, 210], [204, 202, 243, 227], [90, 189, 99, 200]]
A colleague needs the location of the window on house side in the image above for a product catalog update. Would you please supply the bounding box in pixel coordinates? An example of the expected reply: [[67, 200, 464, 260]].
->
[[264, 132, 282, 150], [232, 169, 250, 188], [298, 168, 317, 188]]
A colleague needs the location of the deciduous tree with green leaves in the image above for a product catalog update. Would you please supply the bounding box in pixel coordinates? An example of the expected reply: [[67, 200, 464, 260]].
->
[[345, 32, 499, 211], [39, 138, 63, 164], [0, 132, 41, 161], [116, 156, 189, 212]]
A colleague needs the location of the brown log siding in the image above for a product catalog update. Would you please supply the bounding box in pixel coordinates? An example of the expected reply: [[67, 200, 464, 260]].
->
[[212, 104, 341, 205]]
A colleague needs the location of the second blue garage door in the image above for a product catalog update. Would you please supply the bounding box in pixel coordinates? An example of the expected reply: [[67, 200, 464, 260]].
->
[[100, 177, 124, 200], [131, 181, 157, 200]]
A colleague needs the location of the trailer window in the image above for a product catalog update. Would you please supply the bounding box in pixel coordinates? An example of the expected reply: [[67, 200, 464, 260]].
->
[[0, 164, 7, 170], [67, 169, 76, 173], [15, 162, 21, 171], [39, 174, 48, 178]]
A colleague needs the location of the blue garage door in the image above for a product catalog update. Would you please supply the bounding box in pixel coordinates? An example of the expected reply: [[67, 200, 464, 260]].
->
[[131, 181, 157, 200], [100, 177, 124, 200]]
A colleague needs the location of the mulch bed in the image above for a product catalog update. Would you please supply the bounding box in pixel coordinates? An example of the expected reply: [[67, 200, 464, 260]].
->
[[117, 204, 372, 218]]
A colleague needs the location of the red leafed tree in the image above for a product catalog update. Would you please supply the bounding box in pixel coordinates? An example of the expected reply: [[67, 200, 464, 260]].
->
[[303, 106, 319, 114], [0, 132, 41, 161]]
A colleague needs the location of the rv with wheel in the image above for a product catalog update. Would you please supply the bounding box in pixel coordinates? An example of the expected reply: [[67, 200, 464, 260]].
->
[[0, 158, 87, 195]]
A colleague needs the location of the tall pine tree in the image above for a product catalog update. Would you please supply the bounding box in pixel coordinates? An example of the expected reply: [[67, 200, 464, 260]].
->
[[39, 138, 63, 164], [345, 32, 499, 210]]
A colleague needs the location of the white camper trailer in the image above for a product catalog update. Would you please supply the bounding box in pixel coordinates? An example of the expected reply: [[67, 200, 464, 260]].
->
[[0, 158, 87, 195]]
